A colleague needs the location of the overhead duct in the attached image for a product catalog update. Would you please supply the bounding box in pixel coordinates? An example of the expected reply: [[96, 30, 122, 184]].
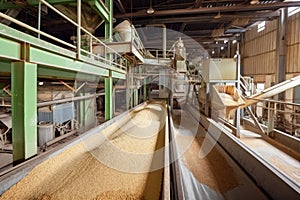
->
[[146, 24, 167, 58]]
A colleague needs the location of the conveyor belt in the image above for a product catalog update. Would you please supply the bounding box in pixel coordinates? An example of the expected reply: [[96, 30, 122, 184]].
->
[[1, 101, 299, 199], [182, 104, 300, 199], [239, 129, 300, 185], [0, 101, 168, 200], [170, 108, 268, 199]]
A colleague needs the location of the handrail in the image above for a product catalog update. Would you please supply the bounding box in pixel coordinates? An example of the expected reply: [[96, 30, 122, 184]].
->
[[39, 0, 127, 70], [130, 24, 146, 56], [246, 97, 300, 135], [0, 0, 128, 71], [0, 12, 75, 49], [130, 25, 146, 57], [245, 97, 300, 107]]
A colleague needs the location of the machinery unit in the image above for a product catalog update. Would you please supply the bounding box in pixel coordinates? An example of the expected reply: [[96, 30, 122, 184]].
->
[[199, 57, 241, 118], [38, 102, 75, 136], [37, 122, 54, 149], [202, 58, 237, 82]]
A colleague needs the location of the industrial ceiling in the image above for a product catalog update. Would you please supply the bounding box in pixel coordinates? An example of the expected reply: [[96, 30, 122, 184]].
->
[[1, 0, 299, 51], [113, 0, 300, 49]]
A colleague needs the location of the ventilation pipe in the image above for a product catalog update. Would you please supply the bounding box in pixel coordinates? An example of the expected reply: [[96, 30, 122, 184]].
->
[[147, 24, 167, 58]]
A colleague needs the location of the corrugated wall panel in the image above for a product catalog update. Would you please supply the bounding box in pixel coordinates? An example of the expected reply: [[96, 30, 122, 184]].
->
[[242, 19, 277, 78], [243, 12, 300, 81], [287, 12, 300, 74]]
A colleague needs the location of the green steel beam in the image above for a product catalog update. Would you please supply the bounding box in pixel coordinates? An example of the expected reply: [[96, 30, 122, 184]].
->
[[12, 62, 37, 164], [38, 66, 99, 81], [0, 60, 11, 74], [105, 76, 112, 120], [0, 37, 21, 60], [87, 0, 109, 22], [0, 60, 102, 81], [111, 71, 125, 79], [0, 23, 126, 75], [30, 47, 110, 77], [105, 0, 112, 40], [0, 23, 75, 59]]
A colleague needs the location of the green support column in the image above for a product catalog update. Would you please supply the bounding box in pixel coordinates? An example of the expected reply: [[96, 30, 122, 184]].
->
[[12, 62, 37, 164], [105, 0, 112, 40], [105, 76, 113, 120]]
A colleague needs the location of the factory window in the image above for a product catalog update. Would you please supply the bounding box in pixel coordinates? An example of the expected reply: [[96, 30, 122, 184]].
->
[[285, 0, 300, 16], [257, 21, 265, 32], [288, 7, 300, 16]]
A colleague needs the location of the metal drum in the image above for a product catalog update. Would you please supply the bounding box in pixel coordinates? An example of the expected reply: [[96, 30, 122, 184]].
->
[[38, 122, 54, 148]]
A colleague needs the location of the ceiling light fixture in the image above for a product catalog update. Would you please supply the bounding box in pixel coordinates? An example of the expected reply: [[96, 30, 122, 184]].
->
[[250, 0, 259, 5], [147, 0, 155, 14]]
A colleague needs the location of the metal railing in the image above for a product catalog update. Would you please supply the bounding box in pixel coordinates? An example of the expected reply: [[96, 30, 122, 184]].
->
[[130, 24, 146, 57], [246, 97, 300, 137], [0, 0, 128, 71], [240, 76, 254, 96]]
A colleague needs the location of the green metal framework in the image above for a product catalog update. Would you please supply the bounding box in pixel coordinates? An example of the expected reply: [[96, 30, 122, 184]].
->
[[0, 0, 126, 163], [12, 62, 37, 164]]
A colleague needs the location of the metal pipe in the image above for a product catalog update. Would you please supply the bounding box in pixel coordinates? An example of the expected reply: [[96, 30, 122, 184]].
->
[[37, 93, 104, 107], [243, 75, 300, 107], [163, 26, 166, 58], [77, 0, 81, 59], [246, 97, 300, 107], [38, 2, 41, 39], [246, 106, 265, 135], [147, 24, 167, 58], [46, 129, 78, 147], [275, 8, 288, 101]]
